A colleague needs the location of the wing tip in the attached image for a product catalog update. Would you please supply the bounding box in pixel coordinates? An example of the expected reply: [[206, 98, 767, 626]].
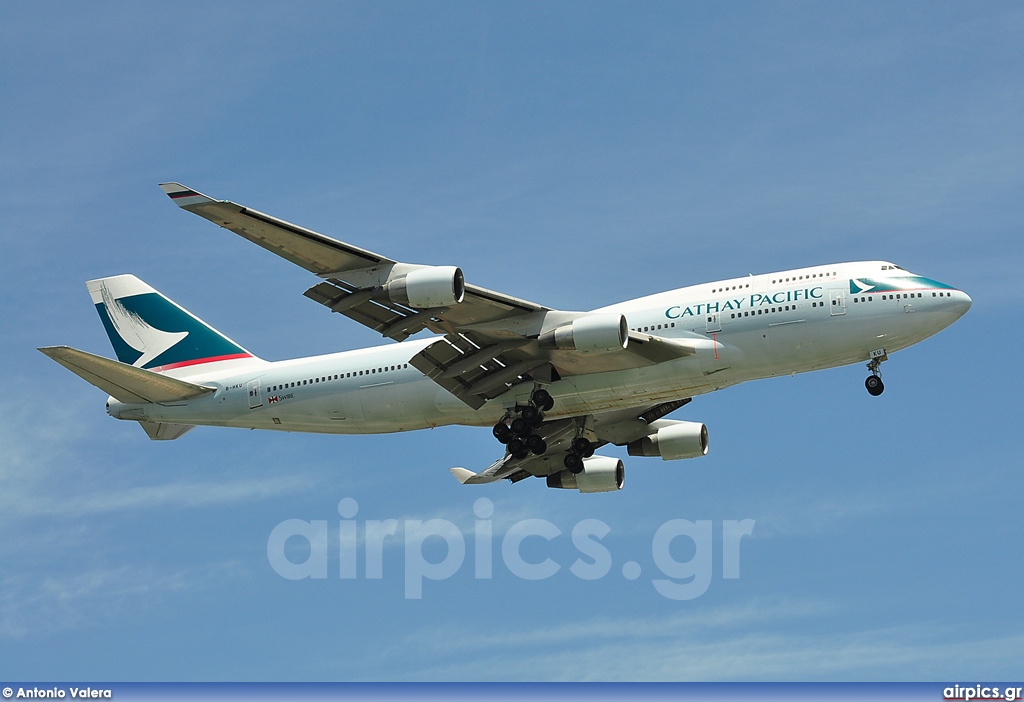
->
[[38, 345, 71, 358], [158, 182, 214, 207]]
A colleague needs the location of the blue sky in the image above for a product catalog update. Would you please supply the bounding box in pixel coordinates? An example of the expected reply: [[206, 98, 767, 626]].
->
[[1, 1, 1022, 681]]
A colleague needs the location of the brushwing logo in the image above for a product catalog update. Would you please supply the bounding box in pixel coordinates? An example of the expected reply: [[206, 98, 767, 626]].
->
[[850, 279, 876, 294], [99, 283, 188, 368]]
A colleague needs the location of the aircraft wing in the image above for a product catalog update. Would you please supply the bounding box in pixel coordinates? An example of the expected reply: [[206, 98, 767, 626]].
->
[[161, 183, 702, 408], [450, 398, 692, 484], [159, 183, 546, 334]]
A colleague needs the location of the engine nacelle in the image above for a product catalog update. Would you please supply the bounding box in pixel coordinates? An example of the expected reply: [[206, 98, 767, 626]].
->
[[627, 420, 708, 461], [384, 266, 465, 309], [538, 313, 628, 353], [546, 455, 624, 493]]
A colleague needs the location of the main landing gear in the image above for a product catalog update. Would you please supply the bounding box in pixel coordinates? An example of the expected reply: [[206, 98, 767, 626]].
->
[[492, 388, 555, 459], [562, 436, 594, 474], [865, 352, 886, 396]]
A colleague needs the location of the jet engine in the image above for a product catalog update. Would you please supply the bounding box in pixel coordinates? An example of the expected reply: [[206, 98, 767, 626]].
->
[[384, 266, 465, 309], [546, 455, 624, 493], [538, 313, 629, 353], [627, 420, 708, 460]]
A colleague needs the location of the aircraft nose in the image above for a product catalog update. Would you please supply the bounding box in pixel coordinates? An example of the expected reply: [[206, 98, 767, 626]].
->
[[956, 290, 972, 316], [954, 290, 970, 315]]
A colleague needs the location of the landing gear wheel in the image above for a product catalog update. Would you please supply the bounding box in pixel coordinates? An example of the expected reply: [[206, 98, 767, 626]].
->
[[507, 438, 529, 459], [521, 405, 543, 426], [532, 388, 554, 412], [492, 422, 512, 444], [526, 434, 547, 455], [865, 353, 886, 397], [510, 417, 531, 437], [563, 452, 583, 473], [571, 437, 594, 458]]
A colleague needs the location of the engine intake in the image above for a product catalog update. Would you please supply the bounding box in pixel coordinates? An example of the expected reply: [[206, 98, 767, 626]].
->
[[546, 455, 624, 493], [538, 313, 628, 353], [627, 420, 708, 461], [384, 266, 465, 309]]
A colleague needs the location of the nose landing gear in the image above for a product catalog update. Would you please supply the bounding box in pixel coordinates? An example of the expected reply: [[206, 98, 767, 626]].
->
[[865, 351, 887, 396], [865, 374, 884, 396]]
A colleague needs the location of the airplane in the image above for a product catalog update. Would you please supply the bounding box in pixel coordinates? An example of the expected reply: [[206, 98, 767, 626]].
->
[[39, 183, 972, 493]]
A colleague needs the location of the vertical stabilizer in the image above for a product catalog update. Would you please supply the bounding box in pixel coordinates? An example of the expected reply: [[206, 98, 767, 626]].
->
[[86, 275, 259, 374]]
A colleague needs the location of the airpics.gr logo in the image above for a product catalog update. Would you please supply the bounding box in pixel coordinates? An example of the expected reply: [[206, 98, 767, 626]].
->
[[268, 498, 757, 601]]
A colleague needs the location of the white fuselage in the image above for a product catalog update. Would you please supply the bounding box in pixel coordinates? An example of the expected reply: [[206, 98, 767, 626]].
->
[[107, 261, 971, 434]]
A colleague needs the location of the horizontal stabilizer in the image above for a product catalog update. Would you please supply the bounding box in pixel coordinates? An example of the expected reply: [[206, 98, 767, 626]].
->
[[449, 467, 476, 484], [38, 346, 215, 404], [139, 421, 196, 440], [449, 462, 518, 484], [449, 467, 503, 485]]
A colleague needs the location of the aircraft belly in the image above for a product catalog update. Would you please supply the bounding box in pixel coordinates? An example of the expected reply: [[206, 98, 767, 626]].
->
[[554, 361, 709, 415], [768, 320, 814, 370]]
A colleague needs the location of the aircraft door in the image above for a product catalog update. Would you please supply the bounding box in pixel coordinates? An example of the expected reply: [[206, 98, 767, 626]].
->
[[829, 290, 846, 316], [706, 311, 722, 333], [247, 380, 263, 409]]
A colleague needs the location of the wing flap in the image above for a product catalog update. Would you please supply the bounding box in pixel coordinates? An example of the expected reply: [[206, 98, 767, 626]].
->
[[39, 346, 215, 404], [408, 333, 542, 408], [304, 279, 443, 341]]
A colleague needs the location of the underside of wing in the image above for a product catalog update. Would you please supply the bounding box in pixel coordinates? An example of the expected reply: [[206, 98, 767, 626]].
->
[[450, 398, 693, 486], [408, 330, 706, 409], [303, 277, 543, 343]]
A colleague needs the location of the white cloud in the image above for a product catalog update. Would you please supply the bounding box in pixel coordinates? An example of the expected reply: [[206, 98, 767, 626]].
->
[[0, 561, 245, 640], [385, 603, 1024, 681], [0, 394, 315, 525]]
